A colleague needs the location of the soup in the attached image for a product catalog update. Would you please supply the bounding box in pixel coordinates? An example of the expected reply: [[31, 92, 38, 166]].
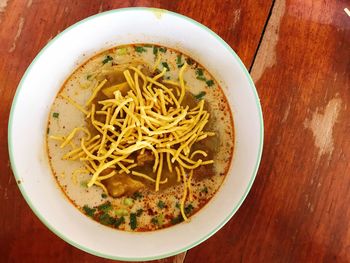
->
[[47, 44, 234, 231]]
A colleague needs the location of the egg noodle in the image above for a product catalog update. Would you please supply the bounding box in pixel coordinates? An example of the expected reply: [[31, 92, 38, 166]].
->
[[50, 62, 215, 220]]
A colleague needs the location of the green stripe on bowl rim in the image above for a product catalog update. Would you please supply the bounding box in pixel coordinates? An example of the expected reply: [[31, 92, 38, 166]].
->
[[8, 7, 264, 261]]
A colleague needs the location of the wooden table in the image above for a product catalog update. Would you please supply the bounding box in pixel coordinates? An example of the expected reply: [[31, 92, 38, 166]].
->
[[1, 1, 349, 262]]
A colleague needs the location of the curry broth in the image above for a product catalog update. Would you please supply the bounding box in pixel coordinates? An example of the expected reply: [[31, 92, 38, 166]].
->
[[47, 44, 234, 231]]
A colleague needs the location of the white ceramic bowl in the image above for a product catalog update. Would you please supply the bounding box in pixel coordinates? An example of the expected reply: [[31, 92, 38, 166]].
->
[[8, 7, 263, 261]]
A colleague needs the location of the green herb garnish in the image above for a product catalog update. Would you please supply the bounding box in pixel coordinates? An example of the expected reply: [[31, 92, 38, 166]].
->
[[195, 68, 207, 81], [206, 80, 214, 87], [102, 55, 113, 64], [159, 47, 167, 53], [130, 213, 137, 230], [114, 216, 125, 228], [171, 214, 184, 225], [177, 55, 184, 68], [86, 74, 92, 80], [151, 217, 158, 225], [97, 201, 112, 213], [162, 62, 170, 71], [153, 46, 159, 56], [132, 191, 143, 200], [52, 112, 59, 118], [101, 193, 107, 198], [175, 203, 180, 209], [157, 200, 165, 209], [151, 214, 164, 225], [99, 213, 115, 225], [194, 91, 206, 100], [196, 68, 204, 76], [176, 54, 182, 65], [185, 204, 194, 215], [134, 46, 147, 53], [83, 205, 96, 217]]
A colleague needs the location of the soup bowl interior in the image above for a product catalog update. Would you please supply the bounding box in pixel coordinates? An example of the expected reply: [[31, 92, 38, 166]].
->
[[8, 8, 263, 261]]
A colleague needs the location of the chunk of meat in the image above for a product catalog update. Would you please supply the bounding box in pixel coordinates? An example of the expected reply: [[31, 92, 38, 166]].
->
[[101, 172, 145, 198], [137, 150, 155, 166]]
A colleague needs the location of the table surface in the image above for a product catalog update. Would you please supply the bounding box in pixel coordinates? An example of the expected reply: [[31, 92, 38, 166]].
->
[[1, 0, 349, 262]]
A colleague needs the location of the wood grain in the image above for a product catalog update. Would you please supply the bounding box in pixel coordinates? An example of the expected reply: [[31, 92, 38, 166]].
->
[[185, 0, 350, 262], [0, 0, 273, 262]]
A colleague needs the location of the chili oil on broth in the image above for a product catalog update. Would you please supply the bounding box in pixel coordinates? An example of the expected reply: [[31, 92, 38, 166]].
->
[[47, 44, 234, 232]]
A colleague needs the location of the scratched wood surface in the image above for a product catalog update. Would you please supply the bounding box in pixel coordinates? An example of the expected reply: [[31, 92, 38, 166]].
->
[[185, 0, 350, 262], [0, 0, 274, 262]]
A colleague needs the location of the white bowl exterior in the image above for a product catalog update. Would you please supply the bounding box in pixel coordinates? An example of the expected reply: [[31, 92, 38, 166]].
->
[[9, 8, 263, 261]]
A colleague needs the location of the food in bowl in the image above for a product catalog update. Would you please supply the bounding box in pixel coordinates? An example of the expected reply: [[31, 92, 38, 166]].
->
[[47, 43, 234, 232]]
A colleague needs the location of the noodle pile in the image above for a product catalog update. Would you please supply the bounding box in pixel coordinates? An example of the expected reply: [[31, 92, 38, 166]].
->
[[51, 62, 215, 221]]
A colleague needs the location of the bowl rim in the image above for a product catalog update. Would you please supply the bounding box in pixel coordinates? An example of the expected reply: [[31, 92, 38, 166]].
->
[[8, 7, 264, 261]]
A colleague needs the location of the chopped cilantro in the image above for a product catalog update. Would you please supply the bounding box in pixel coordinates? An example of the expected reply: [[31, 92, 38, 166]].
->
[[201, 186, 208, 194], [102, 55, 113, 64], [194, 91, 206, 100], [162, 62, 170, 71], [97, 201, 112, 213], [176, 54, 182, 65], [151, 217, 158, 225], [176, 55, 184, 68], [151, 214, 164, 225], [206, 79, 214, 87], [153, 46, 159, 56], [185, 57, 194, 65], [132, 191, 143, 200], [175, 203, 180, 209], [159, 47, 167, 53], [195, 68, 207, 81], [134, 46, 147, 53], [83, 205, 96, 217], [185, 204, 194, 215], [157, 200, 165, 209], [86, 74, 92, 80], [171, 214, 184, 224], [52, 112, 59, 118], [114, 216, 125, 228], [196, 68, 204, 76], [101, 193, 107, 198], [130, 213, 137, 230], [136, 209, 143, 217], [99, 213, 115, 225]]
